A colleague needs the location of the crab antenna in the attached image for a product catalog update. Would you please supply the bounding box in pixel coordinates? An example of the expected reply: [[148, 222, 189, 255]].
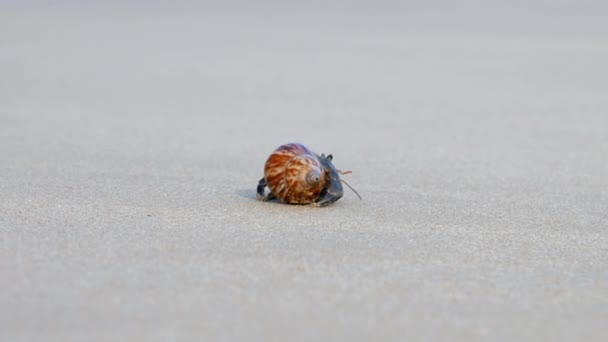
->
[[341, 179, 362, 200], [338, 170, 352, 175]]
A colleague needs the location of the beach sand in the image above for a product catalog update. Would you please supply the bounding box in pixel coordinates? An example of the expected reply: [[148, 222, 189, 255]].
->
[[1, 1, 607, 341]]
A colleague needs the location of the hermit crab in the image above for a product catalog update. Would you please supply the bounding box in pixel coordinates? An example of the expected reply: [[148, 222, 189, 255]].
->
[[256, 143, 361, 207]]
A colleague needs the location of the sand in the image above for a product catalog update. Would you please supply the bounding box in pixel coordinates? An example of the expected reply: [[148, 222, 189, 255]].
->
[[1, 1, 607, 341]]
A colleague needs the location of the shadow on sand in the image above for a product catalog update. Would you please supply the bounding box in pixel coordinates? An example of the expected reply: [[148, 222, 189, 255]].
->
[[236, 188, 257, 201], [236, 188, 290, 206]]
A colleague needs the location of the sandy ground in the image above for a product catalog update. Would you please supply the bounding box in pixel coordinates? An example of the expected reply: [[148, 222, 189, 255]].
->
[[1, 1, 607, 341]]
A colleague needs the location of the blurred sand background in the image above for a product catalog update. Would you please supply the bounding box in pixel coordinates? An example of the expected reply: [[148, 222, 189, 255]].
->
[[1, 1, 607, 341]]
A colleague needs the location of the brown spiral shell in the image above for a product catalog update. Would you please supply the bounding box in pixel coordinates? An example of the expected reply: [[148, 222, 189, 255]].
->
[[263, 143, 327, 204]]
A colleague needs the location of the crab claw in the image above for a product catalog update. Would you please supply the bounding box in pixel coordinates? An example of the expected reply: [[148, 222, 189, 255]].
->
[[314, 163, 344, 207]]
